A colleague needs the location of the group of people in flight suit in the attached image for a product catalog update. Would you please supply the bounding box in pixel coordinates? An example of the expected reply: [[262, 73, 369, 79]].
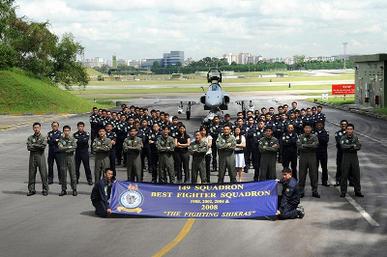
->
[[26, 101, 364, 218]]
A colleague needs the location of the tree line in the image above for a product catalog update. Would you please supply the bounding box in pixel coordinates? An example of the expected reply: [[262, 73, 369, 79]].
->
[[0, 0, 88, 88], [149, 57, 354, 74]]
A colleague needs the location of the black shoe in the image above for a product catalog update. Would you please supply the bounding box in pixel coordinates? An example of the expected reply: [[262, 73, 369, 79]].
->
[[48, 180, 53, 185], [76, 180, 79, 184], [300, 192, 305, 198], [72, 190, 78, 196], [334, 181, 340, 187], [42, 191, 48, 196], [243, 169, 248, 174], [59, 191, 67, 196], [312, 192, 321, 198], [87, 180, 93, 186], [355, 192, 364, 197], [340, 192, 346, 198], [322, 181, 330, 187], [27, 191, 36, 196]]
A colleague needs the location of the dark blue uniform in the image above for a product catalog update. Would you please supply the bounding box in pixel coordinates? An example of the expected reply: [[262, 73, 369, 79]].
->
[[244, 124, 257, 173], [253, 128, 264, 181], [47, 130, 62, 183], [90, 178, 113, 218], [115, 121, 128, 165], [73, 131, 92, 183], [279, 177, 301, 219], [209, 124, 221, 171], [281, 132, 298, 179], [315, 128, 329, 185]]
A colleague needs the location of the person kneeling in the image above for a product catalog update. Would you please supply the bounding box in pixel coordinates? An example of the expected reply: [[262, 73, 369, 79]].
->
[[91, 168, 114, 218], [276, 168, 304, 219]]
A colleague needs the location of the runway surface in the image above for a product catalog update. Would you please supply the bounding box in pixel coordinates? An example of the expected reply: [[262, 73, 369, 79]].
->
[[0, 97, 386, 257]]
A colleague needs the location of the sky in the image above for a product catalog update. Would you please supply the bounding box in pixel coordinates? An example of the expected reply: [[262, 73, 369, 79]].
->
[[15, 0, 387, 60]]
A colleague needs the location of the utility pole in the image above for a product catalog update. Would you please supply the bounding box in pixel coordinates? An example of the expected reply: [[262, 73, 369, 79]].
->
[[343, 42, 348, 69]]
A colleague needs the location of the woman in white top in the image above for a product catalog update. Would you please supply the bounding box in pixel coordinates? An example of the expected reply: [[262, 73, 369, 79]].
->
[[234, 127, 246, 182], [200, 126, 212, 183]]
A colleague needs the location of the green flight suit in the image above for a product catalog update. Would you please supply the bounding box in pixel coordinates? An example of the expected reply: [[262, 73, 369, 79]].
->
[[157, 136, 175, 183], [123, 136, 143, 181], [27, 133, 48, 192], [92, 137, 112, 182], [258, 136, 279, 181], [216, 134, 237, 183], [297, 133, 319, 193], [189, 139, 208, 184], [340, 134, 362, 194], [58, 136, 77, 191]]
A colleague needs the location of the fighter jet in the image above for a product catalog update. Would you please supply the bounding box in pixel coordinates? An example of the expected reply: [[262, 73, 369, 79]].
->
[[178, 68, 230, 120]]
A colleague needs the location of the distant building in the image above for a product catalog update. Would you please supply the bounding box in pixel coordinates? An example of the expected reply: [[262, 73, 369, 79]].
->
[[112, 55, 117, 69], [82, 57, 106, 68], [223, 53, 238, 64], [223, 53, 262, 65], [141, 58, 162, 69], [161, 51, 184, 66], [117, 58, 127, 66], [351, 54, 387, 108]]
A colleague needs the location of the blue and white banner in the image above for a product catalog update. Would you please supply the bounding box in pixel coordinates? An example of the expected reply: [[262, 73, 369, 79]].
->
[[110, 180, 278, 219]]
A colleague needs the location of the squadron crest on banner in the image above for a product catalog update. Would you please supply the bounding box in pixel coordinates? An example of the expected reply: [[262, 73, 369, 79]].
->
[[117, 184, 144, 213]]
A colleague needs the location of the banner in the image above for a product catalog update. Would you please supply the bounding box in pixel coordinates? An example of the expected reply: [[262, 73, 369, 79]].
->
[[332, 84, 355, 95], [110, 180, 278, 219]]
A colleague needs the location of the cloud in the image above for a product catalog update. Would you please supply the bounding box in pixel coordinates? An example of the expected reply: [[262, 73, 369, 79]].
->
[[15, 0, 387, 59]]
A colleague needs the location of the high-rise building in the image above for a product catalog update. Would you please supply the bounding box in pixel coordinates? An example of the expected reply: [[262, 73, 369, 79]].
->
[[112, 55, 117, 69], [161, 51, 184, 66]]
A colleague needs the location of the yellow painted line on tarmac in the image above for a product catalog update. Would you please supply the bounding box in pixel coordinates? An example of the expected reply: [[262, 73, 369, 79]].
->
[[152, 218, 196, 257]]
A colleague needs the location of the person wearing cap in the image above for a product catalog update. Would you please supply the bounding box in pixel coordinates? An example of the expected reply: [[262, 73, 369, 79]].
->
[[276, 168, 304, 219], [258, 126, 279, 181], [297, 124, 320, 198]]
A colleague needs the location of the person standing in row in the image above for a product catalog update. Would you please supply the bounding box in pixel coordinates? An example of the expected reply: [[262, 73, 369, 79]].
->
[[105, 123, 117, 176], [200, 126, 213, 183], [189, 131, 208, 184], [58, 125, 78, 196], [47, 121, 62, 184], [174, 125, 191, 183], [258, 127, 279, 181], [149, 123, 161, 183], [73, 122, 93, 185], [335, 120, 348, 186], [123, 127, 143, 182], [216, 125, 237, 183], [210, 116, 221, 172], [340, 124, 364, 198], [156, 126, 176, 183], [92, 128, 112, 183], [297, 124, 320, 198], [26, 122, 48, 196], [234, 127, 246, 182], [315, 121, 329, 187], [281, 124, 298, 179]]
